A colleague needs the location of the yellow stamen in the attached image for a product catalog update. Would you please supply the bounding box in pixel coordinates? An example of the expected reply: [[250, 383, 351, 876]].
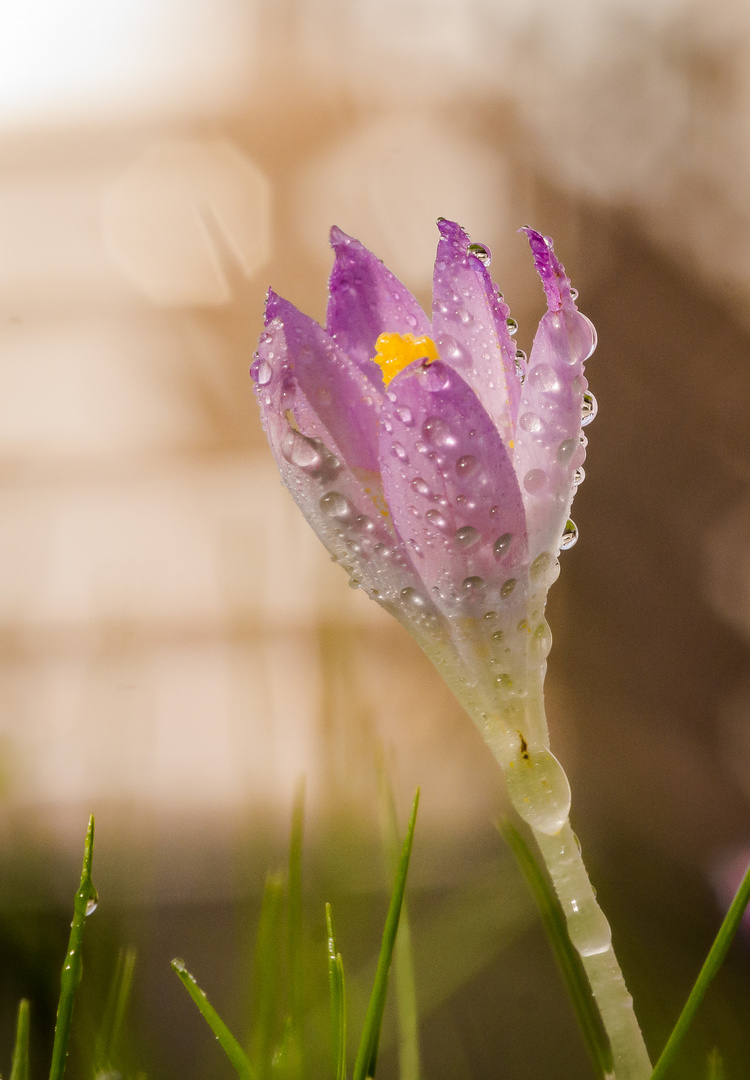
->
[[371, 332, 439, 386]]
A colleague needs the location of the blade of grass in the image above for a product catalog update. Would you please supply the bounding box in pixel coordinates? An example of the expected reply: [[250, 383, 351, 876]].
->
[[377, 766, 420, 1080], [287, 781, 305, 1075], [353, 789, 419, 1080], [326, 903, 347, 1080], [499, 820, 613, 1080], [9, 999, 30, 1080], [706, 1048, 725, 1080], [49, 814, 97, 1080], [94, 946, 137, 1074], [171, 959, 254, 1080], [250, 872, 285, 1080], [651, 858, 750, 1080]]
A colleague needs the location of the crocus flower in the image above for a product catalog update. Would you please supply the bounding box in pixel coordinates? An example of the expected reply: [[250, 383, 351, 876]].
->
[[251, 220, 596, 828]]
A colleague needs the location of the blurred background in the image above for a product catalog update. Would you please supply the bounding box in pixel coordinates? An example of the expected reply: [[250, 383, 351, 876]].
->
[[1, 0, 750, 1076]]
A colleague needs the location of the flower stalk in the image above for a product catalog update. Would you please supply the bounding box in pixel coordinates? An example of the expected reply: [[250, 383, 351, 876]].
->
[[251, 219, 651, 1077]]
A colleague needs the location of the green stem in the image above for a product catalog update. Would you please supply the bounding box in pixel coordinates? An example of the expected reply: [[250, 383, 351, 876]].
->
[[474, 676, 652, 1080]]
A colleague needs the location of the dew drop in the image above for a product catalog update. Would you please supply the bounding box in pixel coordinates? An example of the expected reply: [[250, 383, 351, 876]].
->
[[528, 364, 559, 392], [422, 364, 451, 392], [85, 889, 99, 916], [405, 313, 418, 328], [530, 552, 551, 579], [515, 348, 527, 364], [282, 429, 323, 472], [256, 360, 272, 385], [573, 466, 585, 486], [400, 587, 428, 608], [493, 533, 513, 559], [411, 477, 431, 497], [391, 442, 408, 462], [468, 241, 491, 266], [520, 412, 543, 435], [579, 432, 588, 448], [532, 619, 553, 658], [570, 287, 579, 300], [556, 438, 576, 464], [348, 578, 361, 589], [462, 576, 484, 593], [494, 673, 513, 691], [455, 454, 478, 477], [455, 525, 480, 547], [396, 406, 413, 425], [500, 578, 517, 599], [492, 630, 504, 642], [524, 468, 548, 494], [422, 416, 456, 447], [483, 610, 496, 620], [506, 317, 518, 336], [560, 520, 579, 550], [581, 391, 598, 426], [320, 492, 351, 519], [426, 508, 449, 530], [503, 745, 571, 835]]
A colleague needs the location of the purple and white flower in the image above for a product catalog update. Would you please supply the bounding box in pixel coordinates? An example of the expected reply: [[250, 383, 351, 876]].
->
[[251, 219, 596, 754]]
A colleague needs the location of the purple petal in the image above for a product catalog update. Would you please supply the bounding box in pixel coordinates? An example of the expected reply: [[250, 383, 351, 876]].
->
[[379, 359, 528, 620], [326, 226, 431, 375], [253, 294, 444, 630], [513, 231, 596, 560], [432, 219, 520, 440], [264, 289, 381, 472]]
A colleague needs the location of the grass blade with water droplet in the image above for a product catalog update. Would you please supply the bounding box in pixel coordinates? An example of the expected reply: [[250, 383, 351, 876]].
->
[[326, 903, 347, 1080], [499, 820, 613, 1080], [49, 814, 97, 1080], [9, 999, 30, 1080], [171, 959, 254, 1080], [94, 946, 137, 1075], [353, 789, 419, 1080], [378, 765, 420, 1080], [650, 858, 750, 1080]]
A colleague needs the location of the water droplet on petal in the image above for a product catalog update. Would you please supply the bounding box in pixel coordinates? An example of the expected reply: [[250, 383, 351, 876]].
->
[[528, 364, 559, 392], [556, 438, 576, 464], [560, 520, 579, 550], [391, 442, 408, 462], [500, 578, 517, 599], [570, 287, 579, 300], [396, 406, 413, 425], [85, 889, 99, 916], [282, 429, 323, 472], [256, 360, 272, 385], [411, 477, 432, 497], [456, 454, 478, 477], [494, 673, 513, 691], [524, 468, 548, 494], [532, 619, 552, 657], [422, 416, 456, 447], [455, 525, 480, 547], [573, 466, 585, 486], [426, 508, 449, 530], [467, 241, 491, 266], [520, 412, 543, 435], [320, 492, 352, 519], [400, 587, 428, 608], [506, 317, 518, 336], [581, 391, 598, 426], [530, 552, 551, 579], [493, 533, 513, 559], [462, 576, 484, 593]]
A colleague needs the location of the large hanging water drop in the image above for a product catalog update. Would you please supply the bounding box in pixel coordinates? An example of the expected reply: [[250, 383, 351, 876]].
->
[[581, 391, 598, 426], [503, 745, 571, 835], [467, 242, 491, 266], [560, 520, 579, 550]]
